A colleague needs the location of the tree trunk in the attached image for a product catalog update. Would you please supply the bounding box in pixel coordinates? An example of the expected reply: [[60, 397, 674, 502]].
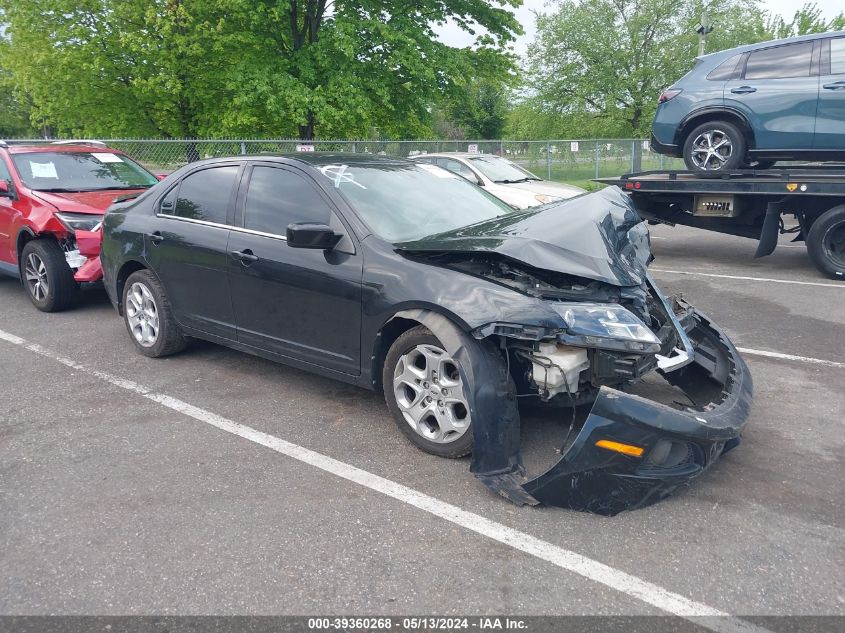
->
[[630, 106, 643, 172], [299, 110, 316, 141]]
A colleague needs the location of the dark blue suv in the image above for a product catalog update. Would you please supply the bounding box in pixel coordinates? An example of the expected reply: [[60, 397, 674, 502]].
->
[[652, 31, 845, 171]]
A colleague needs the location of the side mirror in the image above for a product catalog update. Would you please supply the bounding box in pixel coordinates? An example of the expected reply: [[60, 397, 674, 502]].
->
[[155, 174, 167, 181], [0, 180, 12, 197], [286, 222, 342, 250]]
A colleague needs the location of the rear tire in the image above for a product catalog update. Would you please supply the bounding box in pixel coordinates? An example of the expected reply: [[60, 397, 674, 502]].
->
[[20, 239, 79, 312], [122, 269, 187, 357], [683, 121, 746, 172], [806, 205, 845, 280]]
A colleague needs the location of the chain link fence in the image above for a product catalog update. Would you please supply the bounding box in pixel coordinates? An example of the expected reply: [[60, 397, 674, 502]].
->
[[6, 138, 685, 185]]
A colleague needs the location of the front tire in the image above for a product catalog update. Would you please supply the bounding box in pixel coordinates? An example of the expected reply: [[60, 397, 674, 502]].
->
[[383, 326, 474, 458], [122, 269, 187, 357], [21, 239, 79, 312], [683, 120, 746, 172], [807, 205, 845, 280]]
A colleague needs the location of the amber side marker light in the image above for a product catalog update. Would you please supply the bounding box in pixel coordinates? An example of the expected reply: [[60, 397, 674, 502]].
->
[[595, 439, 645, 457]]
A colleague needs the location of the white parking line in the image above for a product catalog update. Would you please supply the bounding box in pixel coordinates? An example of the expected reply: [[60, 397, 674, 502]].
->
[[738, 347, 845, 369], [650, 269, 843, 287], [0, 327, 770, 633]]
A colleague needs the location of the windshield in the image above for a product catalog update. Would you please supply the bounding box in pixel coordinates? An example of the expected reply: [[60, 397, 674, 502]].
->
[[467, 155, 540, 183], [12, 151, 159, 191], [317, 161, 519, 242]]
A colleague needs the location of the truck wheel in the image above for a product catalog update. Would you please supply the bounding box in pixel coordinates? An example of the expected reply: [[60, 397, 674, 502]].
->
[[683, 121, 746, 172], [383, 326, 476, 458], [20, 239, 79, 312], [807, 205, 845, 280], [122, 269, 187, 357]]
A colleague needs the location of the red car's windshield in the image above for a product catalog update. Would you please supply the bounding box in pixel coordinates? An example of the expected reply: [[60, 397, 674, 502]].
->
[[12, 151, 158, 191]]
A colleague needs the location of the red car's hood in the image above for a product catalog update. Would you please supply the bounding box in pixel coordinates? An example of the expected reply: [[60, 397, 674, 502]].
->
[[32, 189, 147, 213]]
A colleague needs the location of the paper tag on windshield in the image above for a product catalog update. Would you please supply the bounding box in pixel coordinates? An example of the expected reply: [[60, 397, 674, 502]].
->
[[418, 164, 456, 179], [29, 162, 58, 179], [91, 152, 124, 163]]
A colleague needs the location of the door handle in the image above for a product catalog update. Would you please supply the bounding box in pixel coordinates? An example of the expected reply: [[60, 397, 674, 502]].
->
[[149, 231, 164, 245], [231, 249, 259, 265], [822, 81, 845, 90], [730, 86, 757, 94]]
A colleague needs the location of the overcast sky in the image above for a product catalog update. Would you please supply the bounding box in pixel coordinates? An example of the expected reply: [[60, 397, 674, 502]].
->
[[436, 0, 844, 54]]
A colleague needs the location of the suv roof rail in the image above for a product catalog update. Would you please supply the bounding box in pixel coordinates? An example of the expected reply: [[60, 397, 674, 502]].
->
[[51, 140, 108, 148]]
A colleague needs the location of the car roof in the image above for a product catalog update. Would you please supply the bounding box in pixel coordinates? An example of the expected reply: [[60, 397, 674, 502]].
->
[[184, 152, 415, 169], [700, 30, 845, 62], [411, 152, 499, 159], [2, 142, 120, 155]]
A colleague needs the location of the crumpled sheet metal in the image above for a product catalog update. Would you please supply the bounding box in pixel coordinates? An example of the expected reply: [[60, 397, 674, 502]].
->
[[396, 187, 652, 288], [393, 305, 752, 516]]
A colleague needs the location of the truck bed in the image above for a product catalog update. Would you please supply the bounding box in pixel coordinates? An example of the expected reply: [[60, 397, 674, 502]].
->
[[596, 166, 845, 196]]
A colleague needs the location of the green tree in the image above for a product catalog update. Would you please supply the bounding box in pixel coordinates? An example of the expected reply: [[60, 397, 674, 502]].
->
[[764, 3, 845, 38], [522, 0, 771, 138], [445, 80, 509, 139], [0, 1, 521, 140]]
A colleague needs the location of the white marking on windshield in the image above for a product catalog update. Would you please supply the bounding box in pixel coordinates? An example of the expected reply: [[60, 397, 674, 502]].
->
[[91, 152, 124, 163], [319, 164, 367, 189], [29, 162, 58, 179]]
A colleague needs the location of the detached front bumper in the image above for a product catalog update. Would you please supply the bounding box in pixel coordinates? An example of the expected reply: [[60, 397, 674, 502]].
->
[[473, 305, 753, 516], [71, 229, 103, 283]]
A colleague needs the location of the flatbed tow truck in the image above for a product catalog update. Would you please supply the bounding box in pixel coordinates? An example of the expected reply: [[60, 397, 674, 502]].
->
[[596, 165, 845, 280]]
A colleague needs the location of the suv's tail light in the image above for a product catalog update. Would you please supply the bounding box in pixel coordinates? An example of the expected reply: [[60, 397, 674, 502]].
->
[[658, 89, 682, 103]]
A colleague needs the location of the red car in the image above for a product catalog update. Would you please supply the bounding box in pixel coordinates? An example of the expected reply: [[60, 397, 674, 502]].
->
[[0, 141, 159, 311]]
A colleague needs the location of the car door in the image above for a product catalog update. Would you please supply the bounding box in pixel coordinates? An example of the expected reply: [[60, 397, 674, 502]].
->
[[227, 163, 363, 375], [145, 163, 240, 340], [724, 40, 819, 150], [815, 36, 845, 150], [0, 155, 17, 269]]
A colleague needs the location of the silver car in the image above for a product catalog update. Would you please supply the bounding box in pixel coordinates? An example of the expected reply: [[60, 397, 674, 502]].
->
[[411, 152, 583, 208]]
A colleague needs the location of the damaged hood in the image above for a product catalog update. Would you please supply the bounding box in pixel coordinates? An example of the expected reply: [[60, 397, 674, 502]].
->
[[397, 186, 651, 287]]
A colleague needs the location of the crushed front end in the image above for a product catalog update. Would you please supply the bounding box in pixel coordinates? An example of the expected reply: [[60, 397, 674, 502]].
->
[[468, 271, 752, 516], [398, 186, 752, 515]]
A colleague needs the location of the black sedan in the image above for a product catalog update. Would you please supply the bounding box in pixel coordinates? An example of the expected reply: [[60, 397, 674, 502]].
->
[[100, 154, 752, 515]]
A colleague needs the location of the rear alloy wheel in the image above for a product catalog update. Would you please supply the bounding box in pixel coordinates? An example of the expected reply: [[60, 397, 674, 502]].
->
[[383, 327, 473, 458], [21, 239, 78, 312], [683, 121, 746, 172], [807, 205, 845, 280], [122, 269, 187, 357]]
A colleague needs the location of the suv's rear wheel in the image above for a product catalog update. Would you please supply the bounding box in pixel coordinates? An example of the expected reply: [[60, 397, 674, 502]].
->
[[21, 239, 79, 312], [683, 121, 746, 172], [807, 205, 845, 280]]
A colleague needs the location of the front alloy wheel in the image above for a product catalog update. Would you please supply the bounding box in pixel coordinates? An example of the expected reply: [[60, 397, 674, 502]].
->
[[20, 239, 79, 312], [393, 343, 471, 444], [383, 326, 480, 458], [24, 253, 49, 302], [125, 281, 160, 347]]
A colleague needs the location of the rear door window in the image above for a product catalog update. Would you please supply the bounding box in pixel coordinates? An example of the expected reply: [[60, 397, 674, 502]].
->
[[243, 166, 334, 236], [744, 42, 813, 79], [173, 166, 238, 224]]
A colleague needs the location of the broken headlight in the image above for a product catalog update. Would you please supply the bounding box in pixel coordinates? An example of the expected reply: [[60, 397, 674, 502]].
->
[[55, 212, 104, 232], [549, 302, 661, 353]]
